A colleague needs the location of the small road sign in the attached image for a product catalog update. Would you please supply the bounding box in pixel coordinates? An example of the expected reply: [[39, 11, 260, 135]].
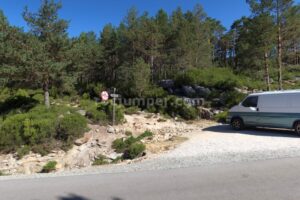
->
[[110, 94, 119, 98], [100, 91, 109, 101]]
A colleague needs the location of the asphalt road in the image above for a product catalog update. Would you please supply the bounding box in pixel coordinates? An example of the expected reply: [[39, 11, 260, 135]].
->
[[1, 157, 300, 200]]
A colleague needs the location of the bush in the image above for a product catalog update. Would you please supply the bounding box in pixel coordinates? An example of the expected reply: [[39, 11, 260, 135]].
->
[[0, 105, 87, 154], [16, 145, 30, 159], [125, 130, 133, 136], [98, 101, 125, 125], [123, 142, 145, 159], [214, 111, 228, 123], [165, 96, 198, 120], [56, 113, 87, 148], [0, 95, 38, 115], [93, 154, 109, 166], [80, 100, 125, 125], [32, 93, 44, 103], [136, 130, 153, 140], [112, 131, 149, 160], [86, 108, 108, 124], [0, 171, 5, 176], [125, 106, 140, 115], [41, 161, 57, 173], [175, 67, 241, 90], [221, 91, 247, 108], [112, 136, 136, 153]]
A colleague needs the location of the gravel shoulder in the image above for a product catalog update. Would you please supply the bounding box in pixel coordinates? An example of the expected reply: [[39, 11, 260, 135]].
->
[[2, 124, 300, 180]]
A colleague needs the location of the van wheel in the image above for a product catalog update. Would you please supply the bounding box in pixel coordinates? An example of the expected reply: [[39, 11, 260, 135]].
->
[[294, 122, 300, 135], [231, 118, 244, 131]]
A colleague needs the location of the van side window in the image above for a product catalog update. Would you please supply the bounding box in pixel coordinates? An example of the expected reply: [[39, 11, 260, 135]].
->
[[242, 96, 258, 107]]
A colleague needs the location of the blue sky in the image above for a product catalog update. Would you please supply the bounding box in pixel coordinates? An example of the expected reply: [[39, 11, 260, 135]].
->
[[0, 0, 299, 37]]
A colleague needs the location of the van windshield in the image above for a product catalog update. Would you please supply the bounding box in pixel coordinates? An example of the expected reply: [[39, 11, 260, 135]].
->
[[242, 96, 258, 107]]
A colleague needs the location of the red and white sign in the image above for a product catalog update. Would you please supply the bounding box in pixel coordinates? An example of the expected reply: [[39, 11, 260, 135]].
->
[[100, 91, 109, 101]]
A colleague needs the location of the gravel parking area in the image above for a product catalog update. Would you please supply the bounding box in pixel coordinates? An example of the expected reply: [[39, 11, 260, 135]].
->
[[2, 124, 300, 180]]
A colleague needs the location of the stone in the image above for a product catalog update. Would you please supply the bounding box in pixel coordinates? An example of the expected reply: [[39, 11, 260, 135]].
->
[[107, 126, 115, 134], [158, 79, 174, 89], [182, 86, 196, 97], [193, 86, 211, 98], [76, 109, 86, 116], [198, 107, 214, 120], [107, 152, 122, 160]]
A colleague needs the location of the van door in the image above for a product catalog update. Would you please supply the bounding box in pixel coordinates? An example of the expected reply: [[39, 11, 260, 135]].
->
[[239, 96, 259, 125]]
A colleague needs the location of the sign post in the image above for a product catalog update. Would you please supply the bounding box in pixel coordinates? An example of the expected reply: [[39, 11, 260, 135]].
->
[[112, 88, 116, 127]]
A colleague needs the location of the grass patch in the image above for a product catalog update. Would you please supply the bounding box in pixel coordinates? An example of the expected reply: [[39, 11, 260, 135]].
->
[[93, 154, 109, 166], [41, 161, 57, 173], [111, 130, 153, 160]]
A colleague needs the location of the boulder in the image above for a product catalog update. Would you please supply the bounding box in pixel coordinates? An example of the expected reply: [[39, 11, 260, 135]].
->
[[74, 132, 93, 146], [193, 86, 211, 98], [107, 126, 115, 134], [182, 86, 196, 97], [107, 152, 122, 160], [198, 107, 214, 120], [158, 79, 174, 89], [76, 109, 86, 116]]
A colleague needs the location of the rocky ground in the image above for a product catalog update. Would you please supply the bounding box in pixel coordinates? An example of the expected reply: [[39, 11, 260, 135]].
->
[[0, 112, 214, 175]]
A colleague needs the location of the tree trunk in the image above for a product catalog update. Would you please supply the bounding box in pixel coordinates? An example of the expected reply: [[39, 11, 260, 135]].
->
[[150, 55, 154, 83], [264, 51, 271, 91], [277, 0, 283, 90], [277, 27, 283, 90], [43, 80, 50, 108]]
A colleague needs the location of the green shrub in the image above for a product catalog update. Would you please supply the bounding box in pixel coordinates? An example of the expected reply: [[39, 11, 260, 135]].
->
[[214, 111, 228, 123], [175, 67, 241, 90], [136, 130, 153, 140], [123, 142, 145, 159], [16, 145, 30, 159], [0, 171, 5, 176], [15, 89, 29, 97], [32, 93, 44, 103], [221, 91, 247, 108], [165, 96, 198, 120], [0, 105, 87, 154], [31, 144, 51, 156], [98, 101, 125, 125], [0, 95, 38, 115], [93, 154, 109, 166], [82, 93, 90, 100], [112, 136, 137, 153], [0, 87, 11, 102], [112, 131, 149, 160], [125, 106, 140, 115], [125, 130, 133, 136], [41, 161, 57, 173], [56, 113, 87, 147], [112, 138, 127, 153], [86, 108, 108, 124]]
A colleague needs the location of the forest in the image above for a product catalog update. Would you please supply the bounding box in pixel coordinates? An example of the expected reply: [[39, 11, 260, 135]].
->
[[0, 0, 299, 155]]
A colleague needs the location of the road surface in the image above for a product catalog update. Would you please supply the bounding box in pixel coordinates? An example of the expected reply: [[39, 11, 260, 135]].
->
[[1, 157, 300, 200]]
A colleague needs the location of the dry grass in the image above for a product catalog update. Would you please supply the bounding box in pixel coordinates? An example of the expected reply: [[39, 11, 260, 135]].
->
[[146, 136, 188, 154]]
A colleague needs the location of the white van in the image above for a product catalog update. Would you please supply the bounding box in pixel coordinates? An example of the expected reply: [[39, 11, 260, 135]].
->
[[227, 90, 300, 134]]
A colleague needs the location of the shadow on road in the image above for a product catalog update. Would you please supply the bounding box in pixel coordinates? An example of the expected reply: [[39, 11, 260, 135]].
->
[[203, 125, 299, 138], [58, 194, 91, 200], [57, 194, 125, 200]]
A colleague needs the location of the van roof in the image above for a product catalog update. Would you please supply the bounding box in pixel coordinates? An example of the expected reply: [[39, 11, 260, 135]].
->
[[250, 90, 300, 96]]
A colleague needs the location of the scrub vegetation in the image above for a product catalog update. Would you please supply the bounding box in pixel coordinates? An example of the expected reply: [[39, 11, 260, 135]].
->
[[0, 0, 299, 156]]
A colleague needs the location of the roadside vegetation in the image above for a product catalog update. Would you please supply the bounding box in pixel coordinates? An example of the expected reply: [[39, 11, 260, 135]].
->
[[112, 131, 153, 160], [0, 0, 299, 158], [41, 161, 57, 173]]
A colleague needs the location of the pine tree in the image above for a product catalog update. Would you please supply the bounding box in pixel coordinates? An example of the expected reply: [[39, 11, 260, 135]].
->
[[23, 0, 69, 107]]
